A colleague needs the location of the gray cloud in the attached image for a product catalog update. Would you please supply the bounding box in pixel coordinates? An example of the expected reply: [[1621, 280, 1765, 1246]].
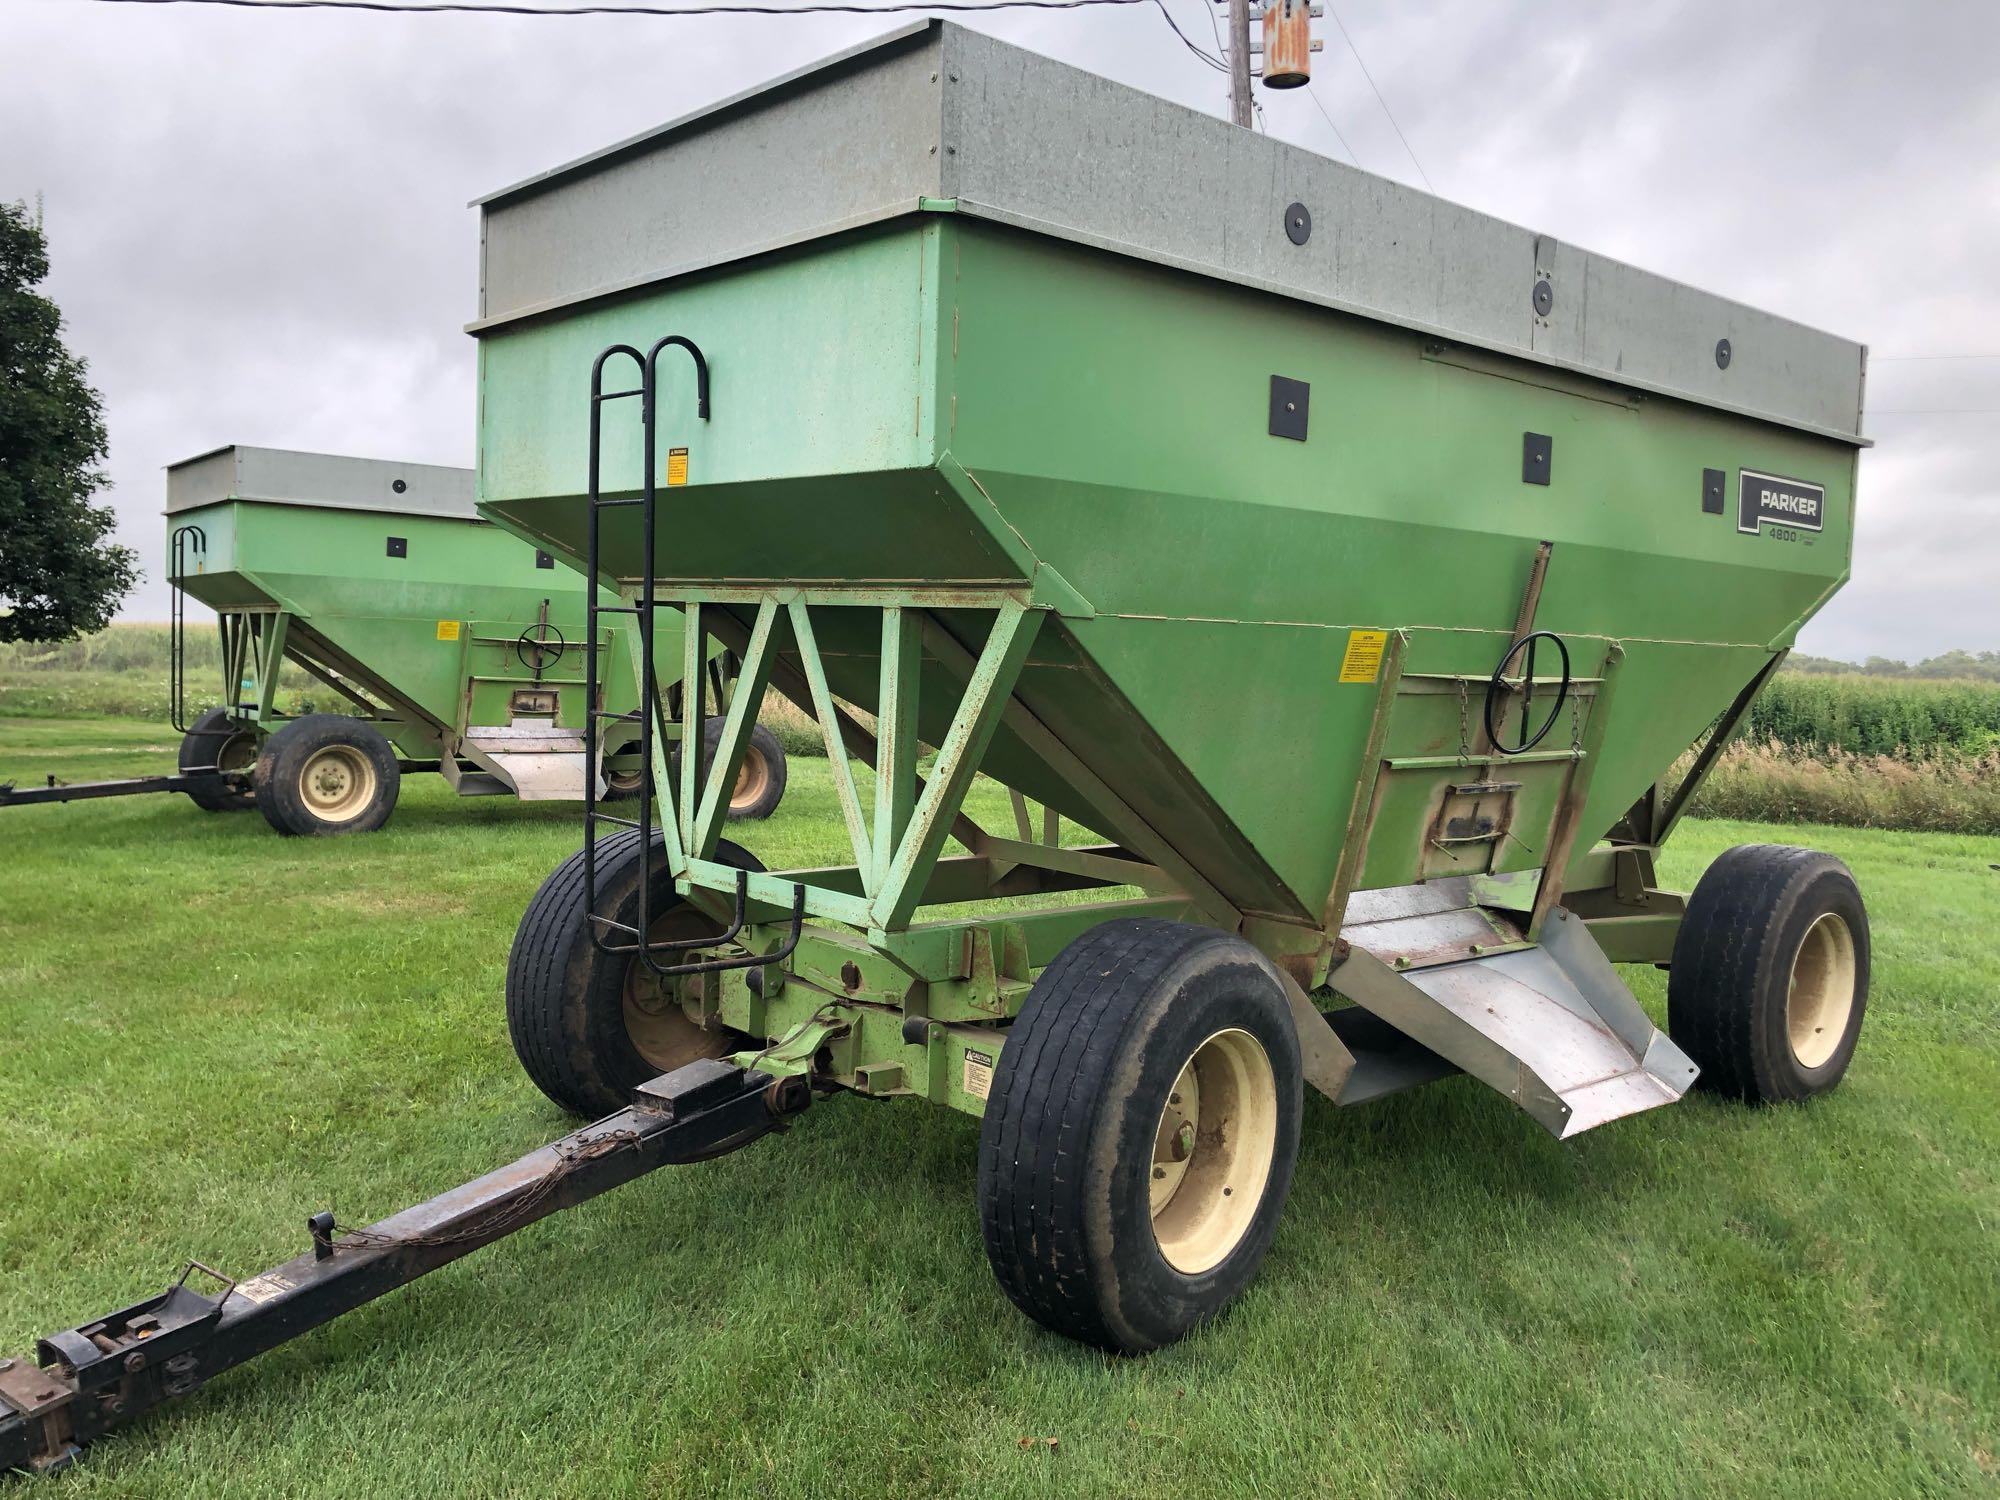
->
[[3, 0, 1994, 660]]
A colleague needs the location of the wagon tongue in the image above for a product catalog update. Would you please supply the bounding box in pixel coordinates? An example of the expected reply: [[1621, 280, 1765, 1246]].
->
[[0, 1060, 812, 1475]]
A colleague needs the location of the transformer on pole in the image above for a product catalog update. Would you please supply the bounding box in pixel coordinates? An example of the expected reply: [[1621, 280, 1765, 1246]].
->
[[1219, 0, 1324, 122]]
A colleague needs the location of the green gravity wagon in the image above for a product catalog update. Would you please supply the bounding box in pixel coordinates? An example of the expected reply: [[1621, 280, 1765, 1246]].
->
[[0, 444, 787, 834], [2, 23, 1873, 1469]]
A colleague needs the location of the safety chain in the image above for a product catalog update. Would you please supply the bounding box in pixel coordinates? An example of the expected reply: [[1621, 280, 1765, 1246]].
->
[[328, 1130, 642, 1251]]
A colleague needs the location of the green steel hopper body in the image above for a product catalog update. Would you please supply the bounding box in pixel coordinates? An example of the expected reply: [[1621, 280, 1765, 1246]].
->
[[473, 25, 1871, 1345]]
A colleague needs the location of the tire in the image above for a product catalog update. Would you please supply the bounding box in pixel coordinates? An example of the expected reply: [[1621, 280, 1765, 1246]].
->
[[179, 706, 260, 813], [600, 736, 646, 803], [671, 718, 788, 822], [1668, 843, 1870, 1104], [977, 918, 1304, 1353], [252, 714, 401, 836], [506, 830, 764, 1118]]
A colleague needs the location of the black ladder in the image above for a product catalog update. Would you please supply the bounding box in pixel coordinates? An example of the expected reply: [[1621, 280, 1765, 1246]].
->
[[581, 335, 801, 980]]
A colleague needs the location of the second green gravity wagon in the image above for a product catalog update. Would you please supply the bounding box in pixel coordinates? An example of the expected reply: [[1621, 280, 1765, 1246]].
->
[[0, 24, 1880, 1471], [142, 444, 785, 834]]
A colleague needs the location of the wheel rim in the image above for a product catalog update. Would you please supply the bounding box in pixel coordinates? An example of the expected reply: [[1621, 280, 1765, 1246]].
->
[[604, 767, 645, 796], [297, 745, 377, 824], [622, 904, 733, 1072], [729, 745, 771, 814], [1148, 1027, 1278, 1275], [216, 730, 259, 776], [1787, 911, 1858, 1070]]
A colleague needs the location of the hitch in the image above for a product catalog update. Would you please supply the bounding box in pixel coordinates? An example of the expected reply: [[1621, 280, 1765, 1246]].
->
[[0, 1060, 812, 1475]]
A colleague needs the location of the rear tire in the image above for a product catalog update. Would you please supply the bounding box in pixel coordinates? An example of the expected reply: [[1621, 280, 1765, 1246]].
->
[[671, 718, 788, 822], [1668, 843, 1869, 1104], [179, 707, 260, 812], [978, 919, 1303, 1353], [507, 831, 764, 1118], [253, 714, 400, 836]]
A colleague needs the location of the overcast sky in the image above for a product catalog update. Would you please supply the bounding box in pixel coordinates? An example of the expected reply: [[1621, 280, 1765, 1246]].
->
[[3, 0, 1995, 661]]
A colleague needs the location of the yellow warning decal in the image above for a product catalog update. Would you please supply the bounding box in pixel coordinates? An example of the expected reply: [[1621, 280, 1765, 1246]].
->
[[667, 447, 689, 486], [1339, 628, 1388, 683], [436, 620, 461, 642]]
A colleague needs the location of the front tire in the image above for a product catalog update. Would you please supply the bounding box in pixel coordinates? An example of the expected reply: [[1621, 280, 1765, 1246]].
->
[[977, 919, 1303, 1353], [1668, 843, 1870, 1104], [179, 707, 260, 812], [252, 714, 400, 836], [506, 830, 763, 1118]]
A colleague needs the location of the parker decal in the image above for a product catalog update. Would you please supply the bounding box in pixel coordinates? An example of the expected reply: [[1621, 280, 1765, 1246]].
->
[[1738, 470, 1825, 535]]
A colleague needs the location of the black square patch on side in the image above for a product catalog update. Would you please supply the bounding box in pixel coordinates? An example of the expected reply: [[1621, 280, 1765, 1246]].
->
[[1269, 376, 1310, 441], [386, 536, 408, 558], [1702, 467, 1727, 515], [535, 550, 556, 569], [1522, 432, 1552, 485]]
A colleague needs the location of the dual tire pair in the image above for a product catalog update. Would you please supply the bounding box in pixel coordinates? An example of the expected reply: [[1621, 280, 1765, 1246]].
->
[[505, 839, 1869, 1354], [180, 708, 398, 835], [183, 712, 788, 834]]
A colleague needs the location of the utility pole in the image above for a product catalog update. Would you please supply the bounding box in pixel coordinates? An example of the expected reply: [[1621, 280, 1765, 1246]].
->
[[1227, 0, 1253, 127]]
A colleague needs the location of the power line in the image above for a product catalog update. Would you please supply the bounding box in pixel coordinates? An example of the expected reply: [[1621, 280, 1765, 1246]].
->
[[1872, 353, 2000, 363], [1153, 0, 1227, 71], [86, 0, 1159, 15], [1303, 78, 1359, 167], [1325, 4, 1430, 191], [86, 0, 1232, 73], [1869, 408, 2000, 416]]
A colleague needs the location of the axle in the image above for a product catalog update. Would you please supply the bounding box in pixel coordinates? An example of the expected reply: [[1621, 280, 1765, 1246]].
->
[[0, 1060, 811, 1475]]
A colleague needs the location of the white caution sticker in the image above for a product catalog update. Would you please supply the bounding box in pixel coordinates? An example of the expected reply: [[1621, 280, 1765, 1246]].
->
[[232, 1271, 296, 1306], [962, 1049, 995, 1102]]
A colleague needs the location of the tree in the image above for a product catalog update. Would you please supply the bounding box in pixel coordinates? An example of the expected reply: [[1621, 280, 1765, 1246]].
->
[[0, 200, 136, 642]]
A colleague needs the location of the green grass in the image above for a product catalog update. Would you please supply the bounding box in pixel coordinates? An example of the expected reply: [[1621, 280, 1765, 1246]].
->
[[1, 716, 1996, 1498]]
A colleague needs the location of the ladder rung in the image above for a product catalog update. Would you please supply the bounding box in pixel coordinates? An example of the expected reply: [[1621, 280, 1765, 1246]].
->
[[593, 709, 642, 721], [594, 605, 641, 615], [590, 813, 644, 830], [592, 497, 645, 509]]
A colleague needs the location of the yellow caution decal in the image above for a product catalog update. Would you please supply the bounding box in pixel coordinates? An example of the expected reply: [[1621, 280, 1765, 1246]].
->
[[1339, 628, 1387, 683], [436, 620, 462, 642], [667, 447, 689, 486]]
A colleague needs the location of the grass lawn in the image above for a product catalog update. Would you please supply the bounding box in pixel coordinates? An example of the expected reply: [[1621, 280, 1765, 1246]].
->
[[2, 715, 1996, 1498]]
